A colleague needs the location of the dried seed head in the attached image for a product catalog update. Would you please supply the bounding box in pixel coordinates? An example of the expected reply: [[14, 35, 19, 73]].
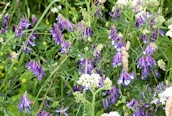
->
[[165, 96, 172, 116], [125, 41, 130, 51], [99, 0, 106, 4]]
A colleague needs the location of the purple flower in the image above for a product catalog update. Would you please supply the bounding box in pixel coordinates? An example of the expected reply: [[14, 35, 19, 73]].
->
[[127, 99, 139, 110], [55, 107, 69, 116], [143, 42, 158, 55], [141, 66, 150, 80], [56, 14, 74, 32], [2, 13, 10, 28], [31, 15, 38, 24], [20, 17, 30, 29], [136, 16, 144, 28], [134, 107, 145, 116], [103, 99, 109, 110], [141, 34, 148, 44], [38, 111, 52, 116], [61, 41, 70, 54], [23, 35, 36, 52], [99, 77, 105, 88], [118, 70, 134, 85], [112, 52, 122, 67], [18, 92, 31, 112], [154, 69, 161, 78], [15, 25, 23, 37], [152, 29, 158, 41], [94, 7, 104, 19], [50, 23, 64, 45], [79, 58, 93, 74], [137, 55, 156, 69], [108, 86, 120, 105], [26, 60, 46, 81], [159, 30, 164, 36], [85, 27, 93, 37], [109, 8, 121, 19], [109, 26, 117, 39]]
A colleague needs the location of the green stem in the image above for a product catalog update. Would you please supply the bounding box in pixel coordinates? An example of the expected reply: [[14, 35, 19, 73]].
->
[[91, 92, 95, 116]]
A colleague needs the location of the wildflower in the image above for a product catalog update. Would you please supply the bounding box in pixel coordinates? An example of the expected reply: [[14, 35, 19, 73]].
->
[[141, 34, 148, 43], [23, 35, 36, 52], [94, 7, 104, 19], [134, 107, 145, 116], [93, 44, 103, 61], [112, 52, 122, 67], [141, 66, 150, 80], [79, 58, 93, 75], [103, 77, 113, 90], [61, 41, 70, 54], [152, 29, 158, 41], [118, 69, 134, 85], [127, 99, 139, 110], [56, 14, 74, 32], [9, 51, 19, 60], [15, 25, 23, 37], [85, 27, 93, 37], [108, 86, 120, 105], [158, 86, 172, 105], [101, 111, 120, 116], [55, 107, 69, 116], [18, 92, 31, 112], [157, 59, 166, 71], [103, 99, 109, 110], [20, 17, 30, 29], [116, 0, 128, 5], [137, 55, 156, 69], [38, 111, 52, 116], [77, 74, 101, 90], [166, 24, 172, 37], [51, 7, 59, 13], [0, 13, 10, 33], [73, 91, 85, 103], [26, 60, 46, 81], [159, 30, 164, 36], [136, 16, 144, 28], [143, 42, 158, 55], [31, 15, 38, 24], [50, 23, 64, 45], [109, 7, 121, 19]]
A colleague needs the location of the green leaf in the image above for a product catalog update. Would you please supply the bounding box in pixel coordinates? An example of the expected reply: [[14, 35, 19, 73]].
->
[[51, 101, 59, 108]]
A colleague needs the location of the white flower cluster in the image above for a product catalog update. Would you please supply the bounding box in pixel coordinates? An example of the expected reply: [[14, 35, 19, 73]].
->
[[101, 111, 120, 116], [151, 86, 172, 105], [73, 91, 85, 103], [77, 74, 101, 90], [103, 77, 112, 90], [166, 24, 172, 38]]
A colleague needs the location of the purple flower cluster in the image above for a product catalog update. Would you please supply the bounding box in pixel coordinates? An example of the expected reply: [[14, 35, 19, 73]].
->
[[14, 17, 30, 38], [26, 60, 46, 81], [50, 23, 70, 54], [137, 55, 156, 79], [0, 13, 10, 34], [112, 52, 122, 67], [78, 58, 93, 74], [77, 21, 93, 40], [109, 25, 124, 51], [38, 111, 52, 116], [118, 69, 135, 85], [56, 14, 74, 32], [18, 92, 31, 112], [103, 86, 120, 109], [127, 99, 149, 116], [109, 7, 121, 19]]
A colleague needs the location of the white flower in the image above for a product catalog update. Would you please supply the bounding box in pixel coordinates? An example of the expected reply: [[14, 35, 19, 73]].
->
[[103, 77, 112, 90], [116, 0, 129, 5], [158, 86, 172, 105], [73, 91, 85, 103], [51, 7, 58, 13], [166, 24, 172, 37], [101, 111, 120, 116], [157, 59, 166, 71], [77, 74, 101, 90]]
